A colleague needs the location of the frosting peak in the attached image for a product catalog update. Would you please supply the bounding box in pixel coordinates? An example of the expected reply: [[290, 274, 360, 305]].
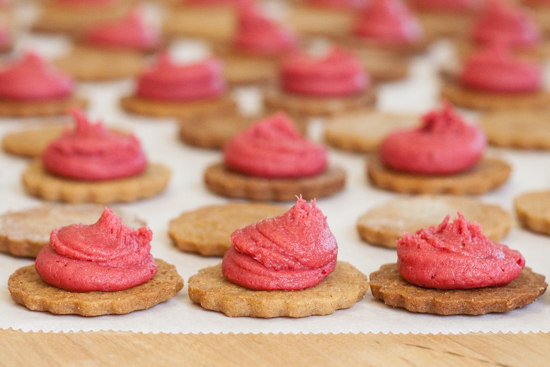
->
[[0, 52, 74, 101], [397, 213, 525, 289], [281, 47, 369, 96], [137, 53, 226, 101], [223, 112, 327, 178], [222, 197, 338, 290]]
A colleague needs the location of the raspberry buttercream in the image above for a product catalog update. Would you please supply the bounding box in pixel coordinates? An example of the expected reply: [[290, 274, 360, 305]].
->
[[0, 52, 74, 101], [35, 207, 157, 292], [136, 53, 226, 101], [281, 47, 369, 97], [224, 113, 327, 178], [222, 197, 338, 290], [42, 109, 147, 181], [379, 103, 486, 174], [459, 43, 542, 93], [472, 0, 540, 48], [397, 213, 525, 289], [81, 11, 160, 51], [353, 0, 422, 44]]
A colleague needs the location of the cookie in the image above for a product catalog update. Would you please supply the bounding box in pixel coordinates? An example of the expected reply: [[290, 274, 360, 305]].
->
[[288, 6, 357, 38], [324, 110, 418, 153], [416, 12, 474, 40], [216, 51, 280, 86], [188, 261, 368, 318], [168, 202, 286, 256], [369, 263, 547, 315], [204, 163, 346, 201], [350, 46, 411, 82], [2, 124, 65, 158], [162, 5, 237, 42], [357, 196, 512, 248], [0, 204, 145, 258], [479, 110, 550, 149], [367, 155, 511, 195], [22, 160, 171, 204], [0, 96, 87, 117], [8, 259, 184, 316], [515, 190, 550, 236], [264, 87, 377, 117]]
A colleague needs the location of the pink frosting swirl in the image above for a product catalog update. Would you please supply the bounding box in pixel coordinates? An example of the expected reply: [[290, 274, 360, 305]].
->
[[35, 207, 157, 292], [397, 213, 525, 289], [223, 112, 327, 178], [0, 52, 74, 101], [81, 10, 160, 52], [281, 47, 369, 97], [380, 103, 486, 174], [222, 197, 338, 290], [233, 5, 298, 56], [411, 0, 477, 12], [459, 43, 542, 93], [353, 0, 422, 45], [42, 109, 147, 181], [305, 0, 369, 10], [136, 53, 226, 101], [472, 0, 541, 48]]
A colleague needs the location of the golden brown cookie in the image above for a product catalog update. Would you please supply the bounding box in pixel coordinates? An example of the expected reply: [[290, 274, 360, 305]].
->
[[120, 94, 237, 122], [216, 51, 280, 86], [367, 155, 511, 195], [22, 160, 171, 204], [0, 204, 145, 258], [357, 196, 512, 248], [515, 190, 550, 236], [2, 124, 65, 158], [264, 87, 377, 117], [287, 6, 358, 38], [479, 109, 550, 149], [8, 259, 183, 316], [168, 202, 286, 256], [453, 39, 550, 63], [204, 163, 346, 201], [0, 96, 87, 117], [188, 261, 368, 318], [324, 110, 418, 153], [370, 263, 547, 315], [350, 46, 411, 82], [54, 46, 147, 81]]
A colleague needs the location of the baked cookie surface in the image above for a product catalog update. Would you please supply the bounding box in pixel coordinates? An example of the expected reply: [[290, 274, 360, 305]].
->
[[0, 96, 87, 117], [370, 263, 547, 315], [2, 124, 65, 158], [515, 191, 550, 236], [188, 261, 369, 318], [480, 110, 550, 149], [8, 259, 183, 316]]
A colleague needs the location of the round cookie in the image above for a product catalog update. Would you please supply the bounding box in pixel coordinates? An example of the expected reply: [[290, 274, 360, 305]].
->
[[479, 110, 550, 149], [357, 196, 512, 248], [369, 263, 547, 315], [2, 125, 65, 158], [0, 96, 87, 117], [204, 163, 346, 202], [0, 204, 145, 258], [515, 191, 550, 236], [188, 261, 369, 318], [168, 202, 286, 256], [22, 160, 171, 204], [367, 155, 511, 195], [8, 259, 183, 316], [324, 110, 418, 153], [351, 46, 411, 82]]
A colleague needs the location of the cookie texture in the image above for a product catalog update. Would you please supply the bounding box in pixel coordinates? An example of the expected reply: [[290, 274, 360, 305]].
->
[[367, 155, 511, 195], [22, 160, 171, 204], [168, 202, 286, 256], [357, 196, 512, 248], [204, 163, 346, 201], [2, 125, 65, 158], [0, 96, 87, 117], [324, 110, 418, 153], [515, 191, 550, 236], [480, 110, 550, 150], [370, 263, 547, 315], [8, 259, 183, 316], [162, 5, 237, 41], [188, 261, 369, 318], [0, 204, 145, 258]]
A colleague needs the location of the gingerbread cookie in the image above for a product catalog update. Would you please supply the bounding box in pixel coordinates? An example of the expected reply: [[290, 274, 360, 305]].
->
[[204, 163, 346, 201], [2, 124, 65, 158], [188, 261, 368, 318], [0, 204, 144, 258], [324, 110, 418, 153], [9, 259, 183, 316], [479, 110, 550, 149], [168, 202, 286, 256], [515, 190, 550, 236], [22, 160, 171, 203], [357, 196, 512, 248], [370, 263, 547, 315], [367, 155, 511, 195]]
